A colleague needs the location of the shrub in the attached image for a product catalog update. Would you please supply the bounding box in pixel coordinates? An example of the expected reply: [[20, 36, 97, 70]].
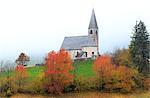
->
[[14, 65, 28, 92], [44, 49, 74, 94], [0, 76, 17, 97], [105, 66, 135, 92], [93, 55, 136, 92], [143, 78, 150, 90], [73, 77, 99, 91], [26, 77, 45, 94]]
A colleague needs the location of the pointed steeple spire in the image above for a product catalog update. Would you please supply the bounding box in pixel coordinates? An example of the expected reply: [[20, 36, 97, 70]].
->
[[88, 9, 98, 29]]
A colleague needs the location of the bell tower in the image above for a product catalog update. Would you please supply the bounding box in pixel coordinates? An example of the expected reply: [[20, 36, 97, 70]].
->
[[88, 9, 99, 52]]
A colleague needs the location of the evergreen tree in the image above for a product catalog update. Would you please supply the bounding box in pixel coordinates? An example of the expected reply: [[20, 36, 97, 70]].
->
[[129, 21, 150, 76]]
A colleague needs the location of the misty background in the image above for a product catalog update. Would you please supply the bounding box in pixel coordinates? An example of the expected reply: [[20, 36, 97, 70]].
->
[[0, 0, 150, 64]]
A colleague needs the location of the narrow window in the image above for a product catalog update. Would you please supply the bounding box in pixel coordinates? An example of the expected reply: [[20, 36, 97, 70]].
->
[[90, 30, 93, 34], [76, 51, 79, 57], [77, 51, 79, 55], [85, 52, 87, 57]]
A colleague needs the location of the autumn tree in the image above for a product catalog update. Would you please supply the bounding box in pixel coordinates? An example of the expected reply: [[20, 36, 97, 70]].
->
[[44, 49, 74, 94], [129, 21, 150, 76], [15, 65, 28, 91], [112, 48, 131, 67], [15, 53, 30, 66], [93, 55, 136, 92], [106, 66, 135, 92], [93, 55, 115, 90]]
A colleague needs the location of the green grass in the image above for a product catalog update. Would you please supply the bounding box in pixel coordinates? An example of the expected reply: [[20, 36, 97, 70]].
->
[[0, 70, 15, 78], [73, 60, 96, 78], [0, 60, 96, 79], [26, 59, 96, 78], [26, 66, 45, 78]]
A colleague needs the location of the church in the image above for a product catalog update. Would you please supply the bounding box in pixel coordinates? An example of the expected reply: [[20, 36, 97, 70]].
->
[[61, 9, 99, 60]]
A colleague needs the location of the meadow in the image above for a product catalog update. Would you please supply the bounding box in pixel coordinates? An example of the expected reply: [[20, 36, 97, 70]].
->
[[0, 60, 95, 79], [27, 60, 96, 78]]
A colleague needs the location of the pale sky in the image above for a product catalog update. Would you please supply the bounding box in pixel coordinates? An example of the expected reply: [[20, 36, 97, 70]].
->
[[0, 0, 150, 61]]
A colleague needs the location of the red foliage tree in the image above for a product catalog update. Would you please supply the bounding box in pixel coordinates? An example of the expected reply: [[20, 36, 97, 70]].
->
[[93, 55, 115, 89], [93, 55, 115, 79], [16, 65, 26, 72], [15, 65, 28, 90], [44, 49, 74, 94], [93, 55, 135, 92]]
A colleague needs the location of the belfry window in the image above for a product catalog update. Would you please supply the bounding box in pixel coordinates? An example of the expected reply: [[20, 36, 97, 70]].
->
[[90, 30, 93, 34]]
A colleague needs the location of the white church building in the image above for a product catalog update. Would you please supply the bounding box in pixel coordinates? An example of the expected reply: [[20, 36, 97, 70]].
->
[[61, 9, 99, 60]]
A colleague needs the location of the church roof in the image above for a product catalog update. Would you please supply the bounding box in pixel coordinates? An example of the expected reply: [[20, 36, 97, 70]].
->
[[61, 36, 97, 50], [88, 9, 98, 29]]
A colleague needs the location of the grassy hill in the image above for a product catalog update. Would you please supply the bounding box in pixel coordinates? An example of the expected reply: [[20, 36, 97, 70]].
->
[[73, 60, 96, 78], [26, 60, 96, 78], [0, 60, 96, 79]]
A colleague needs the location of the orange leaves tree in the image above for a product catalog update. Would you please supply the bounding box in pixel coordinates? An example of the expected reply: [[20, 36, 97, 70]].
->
[[108, 66, 135, 92], [93, 55, 115, 90], [93, 55, 135, 92], [44, 49, 74, 94], [15, 65, 28, 91]]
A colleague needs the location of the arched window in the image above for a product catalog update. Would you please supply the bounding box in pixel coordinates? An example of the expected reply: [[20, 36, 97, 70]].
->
[[76, 51, 79, 57], [85, 52, 87, 57], [90, 30, 93, 34]]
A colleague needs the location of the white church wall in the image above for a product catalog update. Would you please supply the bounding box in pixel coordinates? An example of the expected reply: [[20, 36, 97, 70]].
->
[[68, 49, 81, 59], [81, 46, 98, 58]]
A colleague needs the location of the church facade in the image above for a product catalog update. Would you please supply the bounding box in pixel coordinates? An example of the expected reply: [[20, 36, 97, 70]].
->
[[61, 9, 99, 60]]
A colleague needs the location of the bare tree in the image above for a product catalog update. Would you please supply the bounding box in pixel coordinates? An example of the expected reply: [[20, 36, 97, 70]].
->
[[15, 53, 30, 66]]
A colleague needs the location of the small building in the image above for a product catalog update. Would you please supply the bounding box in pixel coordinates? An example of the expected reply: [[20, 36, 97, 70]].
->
[[61, 9, 99, 60]]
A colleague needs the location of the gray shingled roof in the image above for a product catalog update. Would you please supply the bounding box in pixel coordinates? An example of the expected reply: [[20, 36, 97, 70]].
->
[[88, 9, 98, 29], [61, 36, 97, 50]]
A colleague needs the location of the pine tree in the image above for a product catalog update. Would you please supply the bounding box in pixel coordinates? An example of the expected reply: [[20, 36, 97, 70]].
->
[[129, 21, 150, 76]]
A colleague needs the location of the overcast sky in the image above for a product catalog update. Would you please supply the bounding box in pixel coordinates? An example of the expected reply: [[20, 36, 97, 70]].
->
[[0, 0, 150, 61]]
